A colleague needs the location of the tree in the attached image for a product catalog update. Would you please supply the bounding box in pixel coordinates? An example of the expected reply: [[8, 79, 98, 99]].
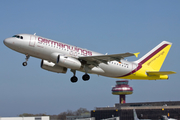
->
[[18, 107, 90, 120], [57, 110, 75, 120], [74, 108, 89, 116], [57, 108, 90, 120], [19, 113, 47, 117]]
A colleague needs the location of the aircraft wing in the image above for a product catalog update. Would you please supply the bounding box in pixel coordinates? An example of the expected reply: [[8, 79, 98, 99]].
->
[[79, 52, 139, 66], [147, 71, 176, 76]]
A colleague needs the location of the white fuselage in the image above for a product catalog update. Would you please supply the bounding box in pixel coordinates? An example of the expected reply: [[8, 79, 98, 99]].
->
[[4, 34, 134, 78]]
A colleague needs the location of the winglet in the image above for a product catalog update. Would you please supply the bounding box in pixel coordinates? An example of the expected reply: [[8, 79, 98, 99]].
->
[[134, 52, 140, 58]]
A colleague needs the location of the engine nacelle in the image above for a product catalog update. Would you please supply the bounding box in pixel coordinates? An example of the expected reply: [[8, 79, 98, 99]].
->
[[41, 60, 67, 73], [57, 55, 81, 69]]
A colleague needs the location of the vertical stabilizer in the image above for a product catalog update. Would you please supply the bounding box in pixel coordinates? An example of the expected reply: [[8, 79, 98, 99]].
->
[[136, 41, 172, 71], [133, 109, 139, 120]]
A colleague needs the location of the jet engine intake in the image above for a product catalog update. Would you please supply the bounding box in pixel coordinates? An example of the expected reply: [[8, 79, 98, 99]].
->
[[41, 60, 67, 73]]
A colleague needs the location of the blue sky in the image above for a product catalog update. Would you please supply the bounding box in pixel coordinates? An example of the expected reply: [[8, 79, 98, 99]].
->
[[0, 0, 180, 117]]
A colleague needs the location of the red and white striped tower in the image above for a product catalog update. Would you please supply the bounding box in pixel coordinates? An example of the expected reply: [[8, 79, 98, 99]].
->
[[112, 80, 133, 104]]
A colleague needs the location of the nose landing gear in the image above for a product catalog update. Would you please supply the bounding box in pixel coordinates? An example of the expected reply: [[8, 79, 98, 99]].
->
[[22, 62, 27, 66], [22, 54, 30, 66]]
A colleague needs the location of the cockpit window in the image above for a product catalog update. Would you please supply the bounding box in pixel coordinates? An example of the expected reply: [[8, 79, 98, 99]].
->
[[12, 35, 23, 39]]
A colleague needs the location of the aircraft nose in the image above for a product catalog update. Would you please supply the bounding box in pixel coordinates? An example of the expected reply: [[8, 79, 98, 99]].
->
[[3, 38, 13, 47]]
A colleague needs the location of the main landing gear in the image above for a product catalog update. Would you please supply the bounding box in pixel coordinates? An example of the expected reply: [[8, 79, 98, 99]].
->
[[82, 74, 90, 81], [70, 70, 90, 83], [82, 65, 90, 81], [71, 70, 78, 83], [22, 54, 30, 66]]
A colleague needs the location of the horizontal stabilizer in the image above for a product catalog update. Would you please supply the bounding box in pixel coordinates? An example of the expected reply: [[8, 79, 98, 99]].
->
[[147, 71, 176, 76]]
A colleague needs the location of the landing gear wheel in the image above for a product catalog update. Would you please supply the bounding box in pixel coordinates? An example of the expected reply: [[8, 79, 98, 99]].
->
[[71, 76, 78, 83], [22, 54, 30, 66], [82, 74, 90, 81], [22, 62, 27, 66]]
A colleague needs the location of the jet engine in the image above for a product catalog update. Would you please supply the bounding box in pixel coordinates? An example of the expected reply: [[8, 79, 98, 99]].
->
[[57, 55, 81, 69], [49, 53, 82, 70], [41, 60, 67, 73]]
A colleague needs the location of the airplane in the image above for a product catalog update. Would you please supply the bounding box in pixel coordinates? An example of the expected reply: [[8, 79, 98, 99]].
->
[[133, 109, 151, 120], [133, 109, 177, 120], [3, 33, 176, 83], [133, 109, 140, 120], [161, 115, 177, 120]]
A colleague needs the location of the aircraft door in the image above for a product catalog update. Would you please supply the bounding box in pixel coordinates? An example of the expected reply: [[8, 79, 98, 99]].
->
[[29, 36, 36, 47]]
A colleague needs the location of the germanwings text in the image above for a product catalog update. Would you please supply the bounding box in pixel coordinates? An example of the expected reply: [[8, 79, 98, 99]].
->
[[38, 37, 92, 56]]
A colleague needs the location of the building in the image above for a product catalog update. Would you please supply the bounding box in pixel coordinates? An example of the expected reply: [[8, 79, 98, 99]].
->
[[66, 113, 92, 120], [91, 101, 180, 120], [0, 116, 49, 120]]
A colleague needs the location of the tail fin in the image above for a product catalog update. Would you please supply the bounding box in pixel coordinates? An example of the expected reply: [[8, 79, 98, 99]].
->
[[136, 41, 172, 71], [133, 109, 139, 120]]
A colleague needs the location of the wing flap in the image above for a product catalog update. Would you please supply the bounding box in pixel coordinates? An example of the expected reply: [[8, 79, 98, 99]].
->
[[147, 71, 176, 76]]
